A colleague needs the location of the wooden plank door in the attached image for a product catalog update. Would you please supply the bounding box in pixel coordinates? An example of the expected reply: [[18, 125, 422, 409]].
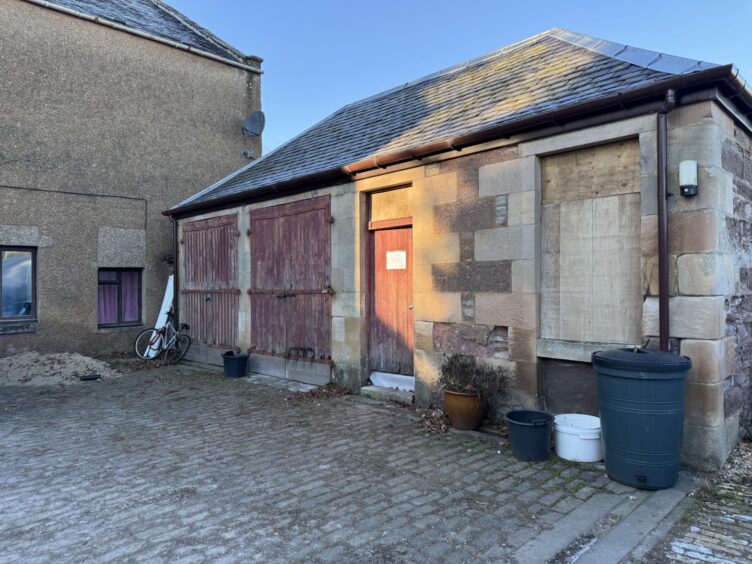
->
[[283, 202, 332, 360], [181, 214, 240, 348], [249, 196, 332, 365], [370, 226, 414, 375], [249, 213, 287, 356]]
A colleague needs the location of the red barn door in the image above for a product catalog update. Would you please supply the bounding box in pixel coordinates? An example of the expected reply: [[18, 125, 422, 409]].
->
[[181, 214, 240, 348], [369, 224, 414, 375], [249, 196, 331, 384]]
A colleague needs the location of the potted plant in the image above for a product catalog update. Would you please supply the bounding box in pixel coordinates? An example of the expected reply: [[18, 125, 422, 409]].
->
[[439, 354, 507, 430]]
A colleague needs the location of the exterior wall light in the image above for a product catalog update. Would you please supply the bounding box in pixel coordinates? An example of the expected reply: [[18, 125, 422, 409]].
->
[[679, 160, 698, 197]]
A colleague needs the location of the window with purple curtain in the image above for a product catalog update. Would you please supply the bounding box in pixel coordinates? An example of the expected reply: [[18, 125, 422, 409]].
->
[[97, 269, 141, 326]]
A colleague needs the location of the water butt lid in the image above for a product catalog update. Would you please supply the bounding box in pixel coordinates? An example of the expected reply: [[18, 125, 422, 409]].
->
[[592, 347, 691, 373]]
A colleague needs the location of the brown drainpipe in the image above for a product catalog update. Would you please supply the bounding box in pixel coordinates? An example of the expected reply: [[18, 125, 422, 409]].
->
[[657, 89, 676, 352]]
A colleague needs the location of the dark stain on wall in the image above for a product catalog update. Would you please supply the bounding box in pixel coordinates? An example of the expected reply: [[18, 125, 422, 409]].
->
[[432, 261, 512, 293], [433, 322, 508, 358]]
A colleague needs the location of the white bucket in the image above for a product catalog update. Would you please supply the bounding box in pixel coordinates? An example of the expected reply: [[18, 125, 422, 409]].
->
[[554, 414, 603, 462]]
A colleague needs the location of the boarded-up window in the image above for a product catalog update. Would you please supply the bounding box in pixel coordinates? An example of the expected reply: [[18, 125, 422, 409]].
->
[[369, 186, 412, 223], [540, 140, 641, 345]]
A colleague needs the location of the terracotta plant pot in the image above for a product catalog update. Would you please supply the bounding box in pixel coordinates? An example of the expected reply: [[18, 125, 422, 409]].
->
[[444, 389, 487, 430]]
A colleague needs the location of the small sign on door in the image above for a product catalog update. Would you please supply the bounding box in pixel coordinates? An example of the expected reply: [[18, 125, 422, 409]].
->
[[386, 250, 407, 270]]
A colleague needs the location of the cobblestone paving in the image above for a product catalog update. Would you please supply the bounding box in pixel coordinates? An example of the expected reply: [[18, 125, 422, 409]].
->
[[1, 366, 645, 562], [646, 471, 752, 563]]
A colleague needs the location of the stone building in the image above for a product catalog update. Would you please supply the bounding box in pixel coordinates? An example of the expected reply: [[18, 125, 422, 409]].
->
[[166, 29, 751, 470], [0, 0, 262, 354]]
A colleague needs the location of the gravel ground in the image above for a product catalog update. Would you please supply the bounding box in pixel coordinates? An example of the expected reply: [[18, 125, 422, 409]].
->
[[645, 439, 752, 563], [0, 351, 121, 386]]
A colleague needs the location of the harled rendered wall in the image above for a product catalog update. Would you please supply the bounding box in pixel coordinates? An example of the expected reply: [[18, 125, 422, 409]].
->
[[0, 0, 260, 354]]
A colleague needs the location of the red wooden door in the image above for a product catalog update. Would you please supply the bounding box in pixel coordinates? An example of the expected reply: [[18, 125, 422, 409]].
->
[[248, 212, 286, 356], [181, 214, 240, 348], [370, 227, 414, 375], [249, 196, 331, 361]]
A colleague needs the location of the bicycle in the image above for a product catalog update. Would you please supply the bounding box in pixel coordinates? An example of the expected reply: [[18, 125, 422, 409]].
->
[[134, 309, 191, 364]]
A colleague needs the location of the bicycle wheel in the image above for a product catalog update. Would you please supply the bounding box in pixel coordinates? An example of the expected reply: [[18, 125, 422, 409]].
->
[[134, 328, 163, 360], [164, 334, 191, 365]]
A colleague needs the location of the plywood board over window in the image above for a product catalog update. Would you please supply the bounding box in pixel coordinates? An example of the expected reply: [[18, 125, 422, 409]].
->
[[541, 140, 641, 345]]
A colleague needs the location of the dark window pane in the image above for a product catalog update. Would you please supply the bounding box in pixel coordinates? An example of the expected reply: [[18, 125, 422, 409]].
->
[[98, 270, 117, 283], [2, 251, 33, 317], [121, 271, 140, 322], [97, 284, 118, 325]]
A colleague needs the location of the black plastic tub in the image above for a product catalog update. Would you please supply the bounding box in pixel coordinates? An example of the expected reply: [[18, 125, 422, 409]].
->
[[505, 409, 554, 462], [222, 351, 249, 378]]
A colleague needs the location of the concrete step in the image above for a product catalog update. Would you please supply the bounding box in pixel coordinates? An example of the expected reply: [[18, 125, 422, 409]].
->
[[579, 473, 695, 563], [514, 492, 625, 563], [360, 385, 414, 406], [245, 372, 318, 393], [513, 471, 695, 563]]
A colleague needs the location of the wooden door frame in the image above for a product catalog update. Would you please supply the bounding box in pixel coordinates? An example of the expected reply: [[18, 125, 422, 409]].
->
[[366, 215, 413, 376]]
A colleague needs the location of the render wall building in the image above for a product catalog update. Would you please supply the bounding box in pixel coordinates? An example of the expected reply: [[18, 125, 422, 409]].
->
[[0, 0, 262, 354], [167, 29, 752, 470]]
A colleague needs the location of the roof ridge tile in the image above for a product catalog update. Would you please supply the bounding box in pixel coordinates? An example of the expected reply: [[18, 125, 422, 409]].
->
[[548, 27, 719, 75]]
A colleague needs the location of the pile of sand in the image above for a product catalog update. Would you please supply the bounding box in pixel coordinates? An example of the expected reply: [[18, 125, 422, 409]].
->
[[0, 352, 121, 386]]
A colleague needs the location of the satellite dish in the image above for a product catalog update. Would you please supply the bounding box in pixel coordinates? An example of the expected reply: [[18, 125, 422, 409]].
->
[[243, 111, 265, 137]]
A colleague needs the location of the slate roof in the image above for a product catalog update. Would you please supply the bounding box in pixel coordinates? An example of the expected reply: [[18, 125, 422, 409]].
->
[[34, 0, 247, 64], [173, 28, 728, 212]]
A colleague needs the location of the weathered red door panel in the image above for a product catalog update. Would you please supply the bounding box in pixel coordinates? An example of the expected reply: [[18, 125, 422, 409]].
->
[[286, 294, 332, 359], [181, 214, 239, 348], [249, 293, 287, 355], [370, 227, 414, 375], [249, 196, 331, 363], [250, 215, 284, 292]]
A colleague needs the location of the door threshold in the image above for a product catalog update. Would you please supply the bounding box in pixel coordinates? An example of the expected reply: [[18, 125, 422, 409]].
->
[[370, 371, 415, 392], [245, 373, 319, 393], [361, 385, 414, 406]]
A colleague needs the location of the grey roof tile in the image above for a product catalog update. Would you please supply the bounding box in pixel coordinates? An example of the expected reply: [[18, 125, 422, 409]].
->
[[175, 28, 722, 210], [37, 0, 246, 63]]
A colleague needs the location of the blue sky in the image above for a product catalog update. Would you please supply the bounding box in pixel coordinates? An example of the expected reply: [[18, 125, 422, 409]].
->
[[170, 0, 752, 151]]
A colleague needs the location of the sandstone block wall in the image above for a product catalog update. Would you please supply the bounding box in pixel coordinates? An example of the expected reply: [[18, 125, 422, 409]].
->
[[407, 147, 536, 411], [640, 102, 745, 470], [176, 101, 748, 472], [720, 112, 752, 445]]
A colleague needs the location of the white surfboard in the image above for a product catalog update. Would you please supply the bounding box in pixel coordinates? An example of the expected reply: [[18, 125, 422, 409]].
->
[[145, 274, 174, 359]]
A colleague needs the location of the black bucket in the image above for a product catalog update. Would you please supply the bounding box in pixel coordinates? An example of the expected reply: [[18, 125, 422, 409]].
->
[[505, 409, 554, 462], [222, 351, 249, 378]]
